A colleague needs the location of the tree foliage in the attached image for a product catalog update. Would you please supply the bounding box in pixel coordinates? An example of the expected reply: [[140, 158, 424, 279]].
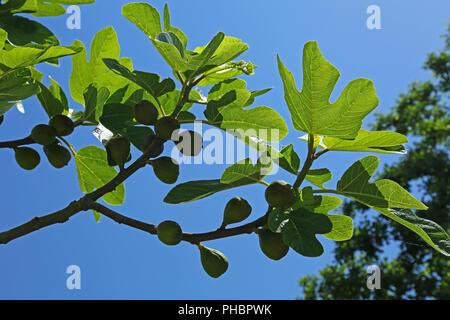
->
[[0, 2, 448, 279], [299, 26, 450, 299]]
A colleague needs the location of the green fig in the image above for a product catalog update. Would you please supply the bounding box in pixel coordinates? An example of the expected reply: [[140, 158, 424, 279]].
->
[[0, 115, 4, 125], [175, 130, 203, 156], [199, 245, 229, 278], [265, 180, 297, 209], [43, 142, 71, 168], [258, 229, 289, 260], [155, 116, 180, 140], [49, 115, 74, 136], [106, 136, 131, 167], [134, 100, 159, 125], [157, 220, 182, 246], [152, 156, 179, 184], [221, 197, 252, 228], [14, 147, 40, 170], [30, 124, 56, 145], [141, 134, 164, 158]]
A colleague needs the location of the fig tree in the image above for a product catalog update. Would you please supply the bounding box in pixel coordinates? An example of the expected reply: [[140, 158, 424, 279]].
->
[[30, 124, 56, 145], [175, 130, 203, 156], [152, 156, 179, 184], [106, 136, 131, 167], [134, 100, 159, 125], [155, 116, 180, 140], [141, 134, 164, 158], [199, 245, 229, 278], [14, 147, 40, 170], [221, 197, 252, 228], [265, 180, 297, 209], [43, 142, 71, 168], [258, 229, 289, 260], [49, 115, 74, 136], [157, 220, 182, 246]]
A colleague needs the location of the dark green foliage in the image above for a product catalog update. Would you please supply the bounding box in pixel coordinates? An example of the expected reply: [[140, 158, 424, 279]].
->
[[106, 136, 131, 167], [134, 100, 159, 125], [155, 116, 180, 140], [258, 229, 289, 261], [43, 142, 71, 168], [265, 180, 297, 209], [221, 196, 252, 227], [157, 220, 182, 246], [299, 26, 450, 300], [14, 147, 40, 170], [30, 124, 56, 145], [49, 115, 74, 136], [152, 156, 179, 184], [199, 245, 229, 278]]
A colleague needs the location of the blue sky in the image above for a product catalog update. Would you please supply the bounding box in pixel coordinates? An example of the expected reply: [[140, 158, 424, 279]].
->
[[0, 0, 448, 299]]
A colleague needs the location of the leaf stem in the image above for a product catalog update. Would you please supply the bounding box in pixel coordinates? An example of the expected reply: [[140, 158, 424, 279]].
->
[[293, 133, 316, 189], [59, 136, 76, 157]]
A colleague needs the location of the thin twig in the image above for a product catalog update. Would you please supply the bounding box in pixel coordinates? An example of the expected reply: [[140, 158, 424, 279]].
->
[[92, 203, 273, 245]]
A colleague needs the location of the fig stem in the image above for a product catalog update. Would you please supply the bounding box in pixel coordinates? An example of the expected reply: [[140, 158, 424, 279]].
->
[[59, 136, 76, 157]]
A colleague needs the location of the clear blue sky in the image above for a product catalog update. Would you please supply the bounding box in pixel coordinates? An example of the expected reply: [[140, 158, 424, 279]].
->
[[0, 0, 448, 299]]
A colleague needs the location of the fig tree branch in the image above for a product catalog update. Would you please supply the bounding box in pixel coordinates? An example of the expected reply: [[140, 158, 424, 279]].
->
[[0, 138, 164, 245], [92, 202, 273, 245], [0, 136, 34, 149]]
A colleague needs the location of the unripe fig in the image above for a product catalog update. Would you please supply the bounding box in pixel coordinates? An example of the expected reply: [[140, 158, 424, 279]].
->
[[258, 229, 289, 261], [221, 197, 252, 228], [199, 245, 229, 278], [134, 100, 159, 125], [175, 130, 203, 156], [152, 156, 179, 184], [265, 180, 297, 209], [106, 136, 131, 167], [157, 220, 182, 246], [155, 116, 180, 140], [0, 115, 4, 125], [14, 147, 40, 170], [49, 114, 74, 136], [141, 134, 164, 158], [43, 142, 71, 168], [30, 124, 56, 145]]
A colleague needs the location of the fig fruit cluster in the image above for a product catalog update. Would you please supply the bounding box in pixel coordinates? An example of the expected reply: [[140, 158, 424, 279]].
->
[[18, 115, 74, 170], [199, 245, 229, 278], [151, 156, 179, 184], [134, 100, 159, 126], [174, 130, 203, 156], [265, 180, 297, 209], [155, 116, 180, 141], [133, 100, 180, 141], [44, 142, 71, 168], [141, 134, 164, 158], [14, 147, 40, 170], [258, 229, 289, 260], [106, 135, 131, 167], [220, 197, 252, 228], [157, 220, 182, 246]]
